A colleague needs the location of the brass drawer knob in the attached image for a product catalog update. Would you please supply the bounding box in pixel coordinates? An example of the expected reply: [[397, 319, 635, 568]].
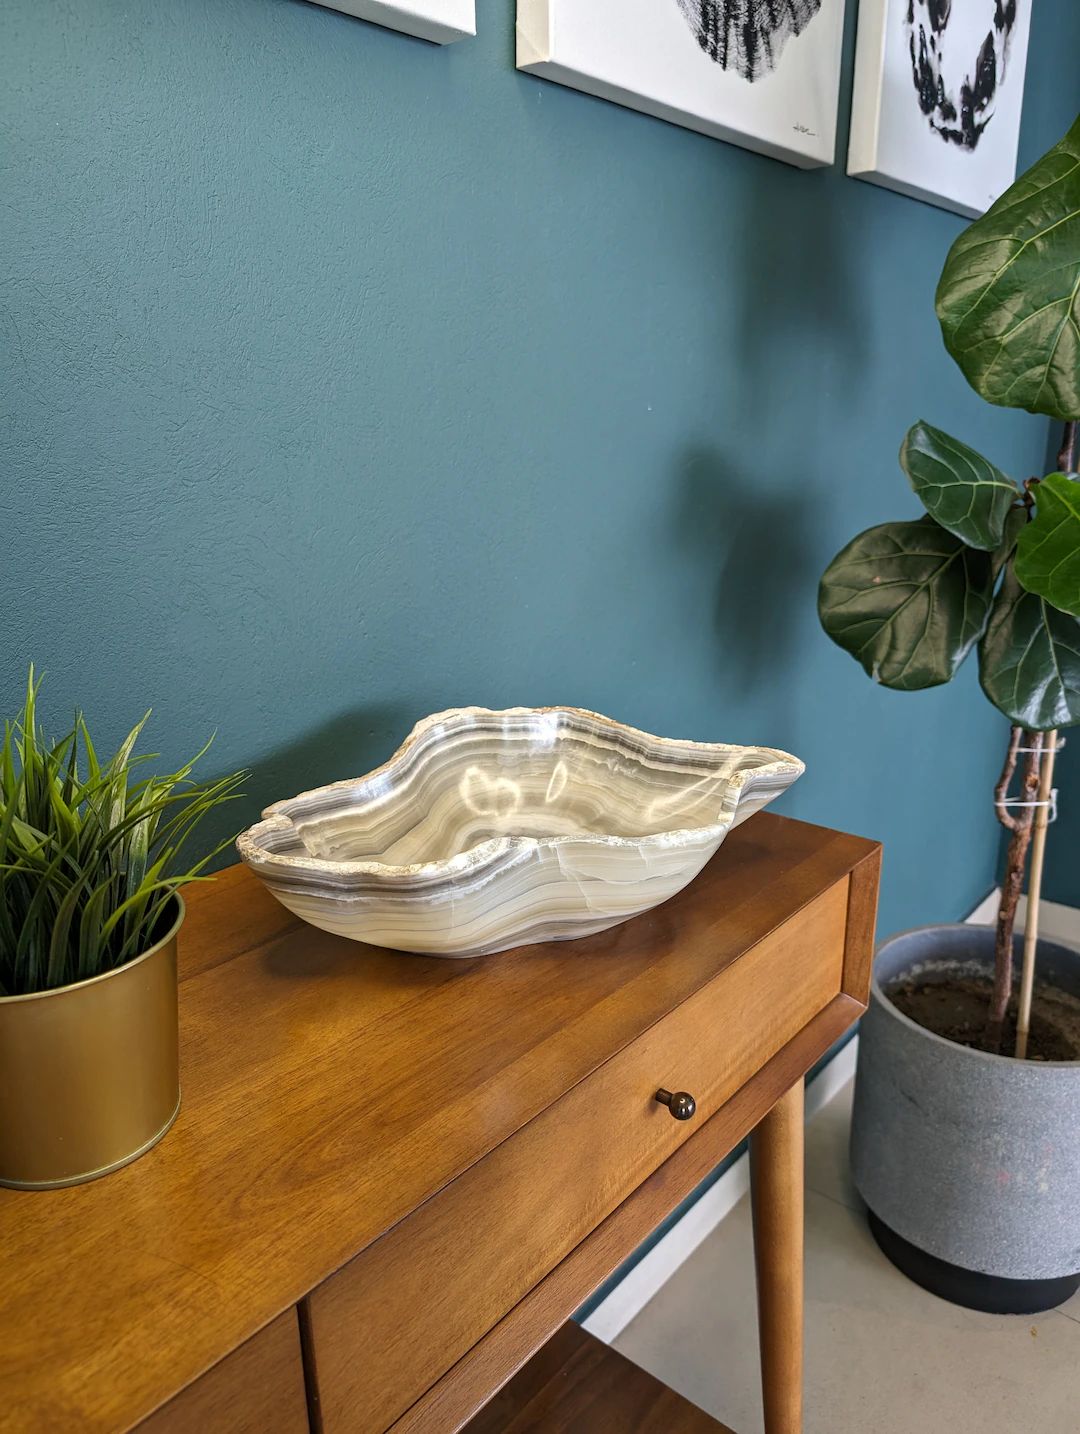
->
[[654, 1088, 696, 1121]]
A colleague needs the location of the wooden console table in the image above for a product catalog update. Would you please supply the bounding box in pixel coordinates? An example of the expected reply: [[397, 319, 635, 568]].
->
[[0, 813, 879, 1434]]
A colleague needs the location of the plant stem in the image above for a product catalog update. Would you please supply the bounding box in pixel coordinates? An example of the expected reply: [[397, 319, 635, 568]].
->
[[1056, 420, 1077, 473], [986, 731, 1042, 1052], [993, 725, 1022, 833]]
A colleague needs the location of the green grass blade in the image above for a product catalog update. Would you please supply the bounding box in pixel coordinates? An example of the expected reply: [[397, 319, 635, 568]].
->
[[2, 671, 241, 993]]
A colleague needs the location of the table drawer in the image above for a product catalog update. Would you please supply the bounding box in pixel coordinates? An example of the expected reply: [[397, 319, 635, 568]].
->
[[134, 1311, 308, 1433], [306, 877, 849, 1432]]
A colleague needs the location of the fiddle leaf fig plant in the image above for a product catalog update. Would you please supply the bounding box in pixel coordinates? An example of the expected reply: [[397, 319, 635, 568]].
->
[[820, 438, 1080, 730], [819, 516, 993, 690], [819, 114, 1080, 1052], [899, 420, 1018, 550], [936, 116, 1080, 421], [1015, 473, 1080, 617], [978, 570, 1080, 729]]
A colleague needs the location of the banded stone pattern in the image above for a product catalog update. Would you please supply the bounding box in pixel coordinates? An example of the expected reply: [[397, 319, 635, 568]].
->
[[236, 707, 804, 957]]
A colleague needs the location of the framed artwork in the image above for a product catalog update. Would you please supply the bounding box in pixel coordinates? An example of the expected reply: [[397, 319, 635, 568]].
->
[[313, 0, 475, 44], [516, 0, 848, 169], [848, 0, 1033, 217]]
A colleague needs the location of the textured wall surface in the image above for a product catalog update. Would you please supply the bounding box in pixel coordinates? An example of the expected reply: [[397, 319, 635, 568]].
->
[[3, 0, 1079, 936], [1043, 740, 1077, 907]]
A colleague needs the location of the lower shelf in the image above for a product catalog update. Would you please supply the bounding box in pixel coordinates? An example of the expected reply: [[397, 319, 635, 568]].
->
[[461, 1322, 732, 1433]]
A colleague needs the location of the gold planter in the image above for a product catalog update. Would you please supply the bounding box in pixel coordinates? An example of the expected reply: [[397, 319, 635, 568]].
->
[[0, 898, 182, 1189]]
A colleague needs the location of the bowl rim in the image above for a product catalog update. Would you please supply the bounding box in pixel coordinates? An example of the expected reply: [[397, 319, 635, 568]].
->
[[235, 705, 804, 881]]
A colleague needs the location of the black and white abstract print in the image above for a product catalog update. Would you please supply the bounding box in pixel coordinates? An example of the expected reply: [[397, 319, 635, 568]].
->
[[673, 0, 824, 82], [905, 0, 1019, 150]]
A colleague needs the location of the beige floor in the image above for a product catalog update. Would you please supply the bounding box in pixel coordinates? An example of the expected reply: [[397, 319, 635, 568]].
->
[[613, 1083, 1080, 1434]]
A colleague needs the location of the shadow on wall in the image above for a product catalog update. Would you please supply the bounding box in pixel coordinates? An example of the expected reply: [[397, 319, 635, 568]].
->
[[673, 444, 818, 687], [730, 169, 869, 424], [250, 701, 417, 806], [664, 164, 866, 762], [199, 700, 419, 867]]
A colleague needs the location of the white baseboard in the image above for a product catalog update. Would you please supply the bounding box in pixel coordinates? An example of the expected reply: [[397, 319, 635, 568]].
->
[[582, 887, 1076, 1345], [581, 1036, 860, 1343], [965, 888, 1001, 927], [965, 889, 1080, 952]]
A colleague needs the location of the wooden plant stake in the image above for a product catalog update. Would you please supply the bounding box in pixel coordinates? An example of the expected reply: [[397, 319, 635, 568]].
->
[[987, 729, 1041, 1052], [1015, 732, 1058, 1060]]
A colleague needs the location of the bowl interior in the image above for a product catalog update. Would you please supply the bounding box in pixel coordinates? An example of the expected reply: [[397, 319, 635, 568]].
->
[[278, 713, 778, 867]]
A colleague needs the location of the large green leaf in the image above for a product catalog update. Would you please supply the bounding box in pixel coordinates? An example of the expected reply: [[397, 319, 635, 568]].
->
[[936, 117, 1080, 421], [818, 517, 994, 689], [979, 567, 1080, 728], [900, 421, 1019, 549], [1015, 472, 1080, 617]]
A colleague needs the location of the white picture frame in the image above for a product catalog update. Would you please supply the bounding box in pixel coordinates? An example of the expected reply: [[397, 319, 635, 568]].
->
[[516, 0, 847, 169], [313, 0, 475, 44], [847, 0, 1033, 218]]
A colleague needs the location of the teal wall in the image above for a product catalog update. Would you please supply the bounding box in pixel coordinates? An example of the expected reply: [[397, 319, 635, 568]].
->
[[3, 0, 1079, 936], [1044, 741, 1078, 906]]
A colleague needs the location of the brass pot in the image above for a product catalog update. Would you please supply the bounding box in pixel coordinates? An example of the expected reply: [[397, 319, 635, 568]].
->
[[0, 897, 182, 1189]]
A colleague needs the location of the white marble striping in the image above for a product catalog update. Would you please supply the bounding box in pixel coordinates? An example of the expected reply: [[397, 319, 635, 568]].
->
[[236, 707, 804, 957]]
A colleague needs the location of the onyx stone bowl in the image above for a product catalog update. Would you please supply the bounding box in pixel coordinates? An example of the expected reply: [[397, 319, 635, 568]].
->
[[236, 707, 804, 957]]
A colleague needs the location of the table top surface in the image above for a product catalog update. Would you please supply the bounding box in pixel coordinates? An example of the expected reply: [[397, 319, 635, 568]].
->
[[0, 812, 877, 1432]]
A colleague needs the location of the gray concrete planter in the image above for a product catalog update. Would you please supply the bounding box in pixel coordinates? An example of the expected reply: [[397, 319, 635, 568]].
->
[[851, 924, 1080, 1314]]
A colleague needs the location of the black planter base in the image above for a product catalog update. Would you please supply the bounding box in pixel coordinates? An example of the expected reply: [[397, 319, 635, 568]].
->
[[868, 1209, 1080, 1315]]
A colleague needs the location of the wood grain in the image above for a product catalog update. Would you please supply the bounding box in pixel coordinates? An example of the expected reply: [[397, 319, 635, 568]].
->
[[751, 1083, 804, 1434], [306, 881, 848, 1432], [135, 1312, 308, 1434], [180, 861, 298, 982], [460, 1322, 730, 1433], [840, 844, 881, 1004], [389, 995, 863, 1434], [0, 813, 878, 1432]]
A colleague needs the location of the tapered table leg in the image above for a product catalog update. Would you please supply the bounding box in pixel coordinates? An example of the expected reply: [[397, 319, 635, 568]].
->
[[750, 1079, 804, 1434]]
